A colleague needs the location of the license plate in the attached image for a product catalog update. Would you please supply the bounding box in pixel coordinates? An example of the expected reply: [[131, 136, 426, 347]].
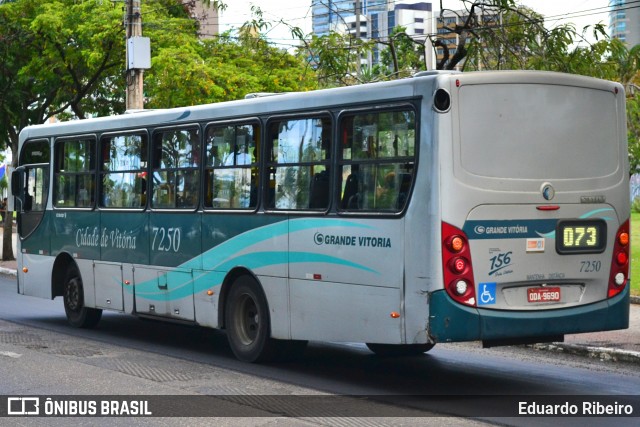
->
[[527, 287, 561, 303]]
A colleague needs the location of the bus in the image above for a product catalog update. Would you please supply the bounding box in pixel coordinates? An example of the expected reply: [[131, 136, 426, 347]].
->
[[11, 70, 630, 362]]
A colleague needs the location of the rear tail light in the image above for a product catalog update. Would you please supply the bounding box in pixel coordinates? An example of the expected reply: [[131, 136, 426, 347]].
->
[[442, 222, 476, 306], [608, 220, 630, 298]]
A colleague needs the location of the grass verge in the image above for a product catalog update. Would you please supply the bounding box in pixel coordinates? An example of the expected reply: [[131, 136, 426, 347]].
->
[[631, 212, 639, 296]]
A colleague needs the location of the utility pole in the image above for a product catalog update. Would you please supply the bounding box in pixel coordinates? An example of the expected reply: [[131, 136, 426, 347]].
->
[[125, 0, 145, 110], [355, 0, 361, 77]]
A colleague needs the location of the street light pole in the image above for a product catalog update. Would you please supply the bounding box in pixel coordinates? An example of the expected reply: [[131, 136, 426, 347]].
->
[[125, 0, 144, 110]]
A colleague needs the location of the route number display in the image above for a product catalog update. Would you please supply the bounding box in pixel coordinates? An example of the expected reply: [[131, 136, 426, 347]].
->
[[556, 220, 606, 254]]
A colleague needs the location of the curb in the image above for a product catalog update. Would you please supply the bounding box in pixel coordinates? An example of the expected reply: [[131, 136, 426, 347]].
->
[[0, 267, 16, 277], [532, 342, 640, 365]]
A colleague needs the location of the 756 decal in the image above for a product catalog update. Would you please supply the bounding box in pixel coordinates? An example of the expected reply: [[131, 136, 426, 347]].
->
[[489, 251, 513, 276]]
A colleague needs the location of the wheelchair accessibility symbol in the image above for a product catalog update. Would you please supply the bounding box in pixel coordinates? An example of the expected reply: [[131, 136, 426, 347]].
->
[[478, 282, 497, 305]]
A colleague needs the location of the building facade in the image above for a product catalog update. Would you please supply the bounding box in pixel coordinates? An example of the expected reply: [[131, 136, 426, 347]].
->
[[609, 0, 640, 47], [189, 1, 219, 39], [311, 1, 433, 70], [312, 0, 388, 37]]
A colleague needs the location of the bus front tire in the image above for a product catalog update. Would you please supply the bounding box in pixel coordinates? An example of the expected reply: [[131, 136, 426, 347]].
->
[[366, 343, 434, 357], [63, 267, 102, 329], [225, 275, 277, 363]]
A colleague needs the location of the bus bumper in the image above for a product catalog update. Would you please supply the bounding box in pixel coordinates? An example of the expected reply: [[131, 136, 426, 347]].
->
[[428, 286, 630, 343]]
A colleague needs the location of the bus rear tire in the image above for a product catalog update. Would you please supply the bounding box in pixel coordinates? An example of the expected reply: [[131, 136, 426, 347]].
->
[[366, 343, 434, 357], [225, 275, 277, 363], [63, 267, 102, 329]]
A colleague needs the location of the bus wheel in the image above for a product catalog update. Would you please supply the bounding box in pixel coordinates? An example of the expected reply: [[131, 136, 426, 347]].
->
[[225, 275, 276, 363], [365, 343, 434, 357], [63, 267, 102, 329]]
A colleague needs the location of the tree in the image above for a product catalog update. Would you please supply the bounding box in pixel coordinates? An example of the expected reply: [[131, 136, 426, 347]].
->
[[378, 26, 427, 80], [627, 94, 640, 174], [0, 0, 315, 261], [142, 4, 316, 107], [305, 31, 372, 87], [301, 1, 616, 82]]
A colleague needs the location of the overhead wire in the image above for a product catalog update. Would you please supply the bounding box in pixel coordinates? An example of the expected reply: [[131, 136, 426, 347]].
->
[[126, 0, 640, 49]]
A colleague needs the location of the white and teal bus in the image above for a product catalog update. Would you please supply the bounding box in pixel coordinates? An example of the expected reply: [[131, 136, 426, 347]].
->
[[12, 71, 631, 362]]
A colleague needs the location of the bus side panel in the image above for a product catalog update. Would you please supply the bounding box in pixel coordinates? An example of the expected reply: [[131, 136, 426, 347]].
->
[[289, 279, 402, 343], [287, 217, 405, 343], [19, 211, 52, 296], [77, 258, 97, 308], [100, 211, 149, 265], [52, 211, 100, 261], [134, 266, 195, 321], [93, 261, 123, 311], [402, 109, 437, 345], [18, 254, 55, 299], [288, 217, 403, 288], [200, 214, 287, 277], [196, 216, 288, 330], [259, 275, 290, 340], [193, 269, 219, 328], [149, 212, 201, 269]]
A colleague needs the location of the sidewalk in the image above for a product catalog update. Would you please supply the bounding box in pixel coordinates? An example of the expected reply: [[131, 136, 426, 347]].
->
[[532, 295, 640, 364], [0, 229, 17, 276]]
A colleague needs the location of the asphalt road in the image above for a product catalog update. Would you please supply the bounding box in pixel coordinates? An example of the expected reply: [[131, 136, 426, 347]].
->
[[0, 274, 638, 426]]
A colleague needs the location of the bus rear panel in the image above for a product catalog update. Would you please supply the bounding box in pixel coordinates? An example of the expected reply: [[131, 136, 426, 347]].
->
[[431, 72, 630, 347]]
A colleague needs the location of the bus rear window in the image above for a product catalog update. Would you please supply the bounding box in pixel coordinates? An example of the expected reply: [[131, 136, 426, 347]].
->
[[458, 84, 619, 180]]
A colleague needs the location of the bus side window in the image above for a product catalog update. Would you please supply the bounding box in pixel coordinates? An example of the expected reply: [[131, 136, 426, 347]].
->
[[339, 108, 416, 213], [204, 123, 259, 210], [341, 169, 359, 209], [267, 116, 331, 210], [99, 133, 148, 209], [54, 138, 96, 209], [309, 169, 329, 209], [151, 127, 200, 210]]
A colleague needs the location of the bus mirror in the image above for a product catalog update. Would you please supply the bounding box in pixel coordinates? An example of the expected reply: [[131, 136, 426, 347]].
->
[[10, 170, 20, 198], [10, 169, 24, 211]]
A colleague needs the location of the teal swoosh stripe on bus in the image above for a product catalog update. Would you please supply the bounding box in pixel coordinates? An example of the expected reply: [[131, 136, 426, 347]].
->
[[130, 219, 379, 300], [579, 208, 615, 221], [536, 208, 616, 238], [178, 219, 374, 271], [211, 251, 377, 276], [131, 251, 379, 300]]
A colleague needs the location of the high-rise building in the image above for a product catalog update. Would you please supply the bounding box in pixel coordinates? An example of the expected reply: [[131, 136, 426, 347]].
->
[[312, 0, 388, 37], [311, 1, 433, 69], [609, 0, 640, 47], [188, 1, 219, 39]]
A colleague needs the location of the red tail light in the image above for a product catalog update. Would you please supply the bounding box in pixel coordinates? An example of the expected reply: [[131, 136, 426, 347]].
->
[[442, 222, 476, 306], [608, 220, 630, 298]]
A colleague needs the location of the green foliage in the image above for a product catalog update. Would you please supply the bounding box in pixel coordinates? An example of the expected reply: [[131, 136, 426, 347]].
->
[[0, 0, 125, 160], [1, 0, 316, 158], [379, 26, 427, 79], [627, 93, 640, 175], [306, 32, 371, 87], [631, 212, 640, 296]]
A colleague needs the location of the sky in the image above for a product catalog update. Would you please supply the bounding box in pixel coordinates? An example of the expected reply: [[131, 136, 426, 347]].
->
[[217, 0, 611, 47]]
